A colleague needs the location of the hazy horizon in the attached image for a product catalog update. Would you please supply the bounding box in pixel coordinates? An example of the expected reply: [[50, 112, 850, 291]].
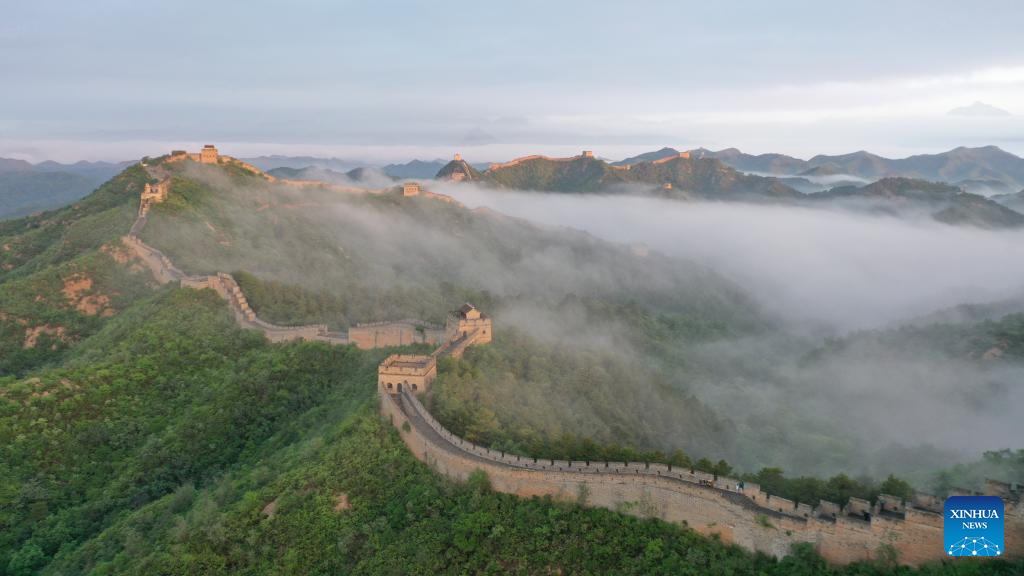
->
[[5, 141, 1024, 167], [4, 0, 1024, 162]]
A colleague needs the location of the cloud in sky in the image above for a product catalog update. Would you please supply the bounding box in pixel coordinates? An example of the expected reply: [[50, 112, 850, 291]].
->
[[3, 1, 1024, 161], [948, 101, 1014, 117]]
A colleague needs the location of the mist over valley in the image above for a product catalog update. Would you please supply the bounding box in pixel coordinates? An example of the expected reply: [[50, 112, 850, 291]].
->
[[4, 2, 1024, 571]]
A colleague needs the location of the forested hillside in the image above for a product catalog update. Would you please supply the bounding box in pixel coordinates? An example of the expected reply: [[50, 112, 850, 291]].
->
[[1, 293, 1019, 575], [2, 159, 1023, 574], [479, 154, 801, 200]]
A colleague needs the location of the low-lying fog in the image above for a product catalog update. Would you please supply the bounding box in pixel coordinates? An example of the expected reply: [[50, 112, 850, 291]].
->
[[435, 182, 1024, 333], [430, 182, 1024, 478]]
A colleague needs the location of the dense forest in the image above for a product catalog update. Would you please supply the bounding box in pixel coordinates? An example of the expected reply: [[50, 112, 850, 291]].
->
[[1, 291, 1021, 574], [2, 158, 1022, 573]]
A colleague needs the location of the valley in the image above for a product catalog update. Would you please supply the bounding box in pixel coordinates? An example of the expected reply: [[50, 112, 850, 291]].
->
[[1, 147, 1023, 574]]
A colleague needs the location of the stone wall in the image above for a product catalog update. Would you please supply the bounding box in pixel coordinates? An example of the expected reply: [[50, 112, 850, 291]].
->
[[378, 354, 437, 395], [126, 151, 1024, 566], [381, 388, 1023, 566], [348, 320, 446, 350], [487, 152, 591, 171], [139, 180, 170, 216], [121, 235, 185, 284], [651, 151, 691, 164]]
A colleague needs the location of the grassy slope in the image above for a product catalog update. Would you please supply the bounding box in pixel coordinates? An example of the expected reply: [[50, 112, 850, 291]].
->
[[0, 162, 1022, 574], [0, 165, 147, 282], [0, 250, 154, 376], [0, 165, 155, 376]]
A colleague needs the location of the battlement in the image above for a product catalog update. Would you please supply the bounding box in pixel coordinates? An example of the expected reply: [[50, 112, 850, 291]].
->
[[986, 479, 1023, 502], [445, 303, 492, 347], [164, 145, 264, 177], [138, 179, 170, 216], [650, 151, 691, 164], [379, 353, 437, 394], [487, 151, 597, 171], [402, 181, 421, 196], [349, 319, 446, 349], [381, 387, 1024, 566], [481, 149, 686, 172], [200, 144, 219, 164]]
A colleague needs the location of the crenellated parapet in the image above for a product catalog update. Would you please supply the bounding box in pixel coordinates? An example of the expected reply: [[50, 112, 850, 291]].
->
[[127, 150, 478, 351], [486, 151, 598, 171], [650, 151, 691, 164], [374, 303, 493, 394], [139, 180, 170, 216], [380, 386, 1022, 565], [481, 149, 690, 173], [349, 319, 446, 349], [121, 234, 186, 284]]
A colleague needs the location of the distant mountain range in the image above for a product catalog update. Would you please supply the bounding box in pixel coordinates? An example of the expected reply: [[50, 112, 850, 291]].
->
[[813, 177, 1024, 228], [680, 145, 1024, 193], [381, 159, 447, 179], [241, 155, 362, 172], [993, 190, 1024, 213], [267, 165, 395, 187], [436, 152, 1024, 228], [251, 156, 489, 180], [245, 145, 1024, 196], [381, 159, 489, 179], [448, 153, 801, 201], [7, 145, 1024, 229], [0, 158, 130, 218]]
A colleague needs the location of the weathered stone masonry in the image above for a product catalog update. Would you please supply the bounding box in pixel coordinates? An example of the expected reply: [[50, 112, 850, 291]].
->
[[125, 148, 1023, 566], [382, 386, 1023, 566]]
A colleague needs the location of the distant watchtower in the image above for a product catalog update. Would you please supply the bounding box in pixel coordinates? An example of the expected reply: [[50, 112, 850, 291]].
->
[[446, 303, 492, 344], [200, 145, 219, 164], [454, 153, 462, 161], [581, 150, 594, 158], [402, 182, 421, 196]]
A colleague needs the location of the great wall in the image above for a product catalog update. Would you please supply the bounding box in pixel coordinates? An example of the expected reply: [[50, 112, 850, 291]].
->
[[123, 147, 1023, 567], [479, 149, 690, 173]]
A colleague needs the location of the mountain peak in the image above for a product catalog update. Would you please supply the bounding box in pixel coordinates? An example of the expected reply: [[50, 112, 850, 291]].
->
[[947, 101, 1013, 117], [436, 154, 481, 181]]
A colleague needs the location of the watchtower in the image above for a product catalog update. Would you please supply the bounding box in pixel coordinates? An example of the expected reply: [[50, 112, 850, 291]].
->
[[446, 303, 492, 344], [200, 145, 219, 164], [402, 182, 421, 196], [581, 150, 594, 158], [378, 354, 437, 395]]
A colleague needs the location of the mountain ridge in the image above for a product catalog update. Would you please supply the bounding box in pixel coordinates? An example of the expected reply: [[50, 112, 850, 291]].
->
[[683, 145, 1024, 190], [436, 152, 1024, 227]]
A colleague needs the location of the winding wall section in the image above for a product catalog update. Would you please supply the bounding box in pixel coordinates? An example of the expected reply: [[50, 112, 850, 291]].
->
[[382, 388, 1022, 566], [123, 154, 1024, 566]]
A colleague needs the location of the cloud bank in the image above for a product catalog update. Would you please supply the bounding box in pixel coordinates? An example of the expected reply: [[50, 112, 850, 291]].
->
[[436, 184, 1024, 332]]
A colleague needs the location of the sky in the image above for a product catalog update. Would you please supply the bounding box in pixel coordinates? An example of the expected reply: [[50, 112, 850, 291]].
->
[[3, 0, 1024, 162]]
